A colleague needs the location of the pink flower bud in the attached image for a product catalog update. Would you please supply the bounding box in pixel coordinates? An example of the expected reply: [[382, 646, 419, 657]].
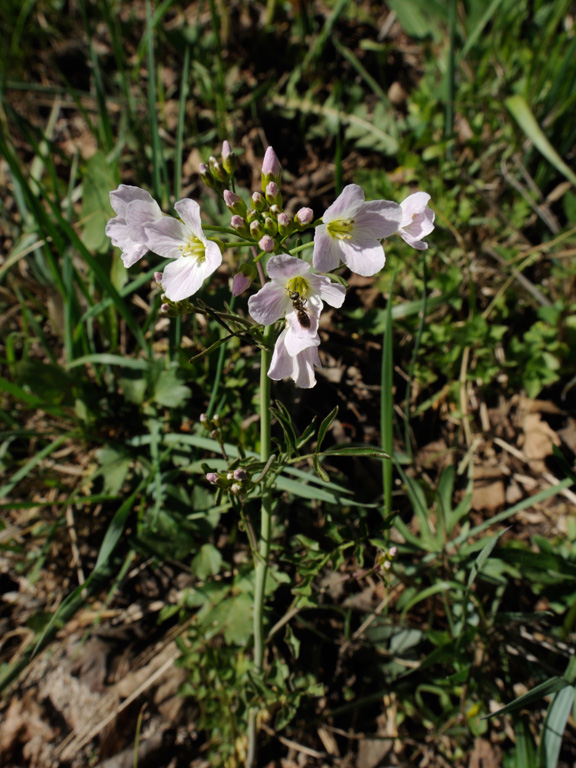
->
[[277, 212, 293, 237], [251, 191, 266, 212], [259, 234, 275, 252], [160, 303, 170, 313], [200, 413, 208, 423], [264, 216, 278, 236], [154, 271, 163, 284], [223, 189, 247, 217], [230, 215, 250, 238], [250, 220, 264, 240], [232, 271, 252, 297], [295, 207, 314, 227], [230, 483, 242, 495], [233, 468, 247, 480], [265, 181, 279, 199], [206, 472, 219, 484], [221, 141, 236, 175], [262, 147, 281, 178], [199, 162, 216, 189]]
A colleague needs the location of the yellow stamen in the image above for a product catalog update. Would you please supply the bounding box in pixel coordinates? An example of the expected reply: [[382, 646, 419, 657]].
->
[[179, 236, 206, 263], [286, 276, 309, 298], [326, 218, 355, 240]]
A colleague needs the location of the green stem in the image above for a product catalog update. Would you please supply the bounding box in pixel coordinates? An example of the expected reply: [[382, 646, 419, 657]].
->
[[247, 324, 274, 768]]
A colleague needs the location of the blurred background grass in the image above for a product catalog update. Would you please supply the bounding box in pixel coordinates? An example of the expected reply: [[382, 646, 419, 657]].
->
[[1, 1, 576, 766]]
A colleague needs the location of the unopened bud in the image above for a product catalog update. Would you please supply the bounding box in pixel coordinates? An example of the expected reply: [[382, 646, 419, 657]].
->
[[206, 472, 219, 484], [230, 483, 242, 495], [264, 216, 278, 236], [251, 191, 266, 212], [200, 413, 208, 423], [232, 262, 257, 296], [250, 220, 265, 240], [230, 215, 250, 238], [209, 155, 227, 182], [233, 468, 247, 480], [261, 146, 281, 189], [265, 181, 282, 206], [259, 234, 275, 252], [221, 141, 236, 175], [223, 189, 247, 217], [199, 162, 216, 189], [389, 546, 398, 558], [295, 207, 314, 227], [160, 303, 170, 313], [232, 271, 251, 297], [269, 204, 283, 218], [277, 212, 293, 237]]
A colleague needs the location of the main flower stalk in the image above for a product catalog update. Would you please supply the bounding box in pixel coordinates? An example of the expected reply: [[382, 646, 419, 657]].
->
[[247, 323, 274, 767]]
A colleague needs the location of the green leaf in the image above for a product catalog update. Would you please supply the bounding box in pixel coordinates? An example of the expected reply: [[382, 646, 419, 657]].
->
[[485, 678, 569, 719], [270, 400, 298, 455], [506, 95, 576, 187], [316, 406, 339, 453], [538, 685, 575, 768], [191, 544, 223, 581], [96, 446, 132, 495], [81, 151, 118, 253], [321, 444, 390, 458], [313, 454, 330, 483], [153, 368, 191, 408]]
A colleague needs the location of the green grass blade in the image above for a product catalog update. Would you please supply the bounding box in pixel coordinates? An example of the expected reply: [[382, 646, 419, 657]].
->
[[506, 94, 576, 186]]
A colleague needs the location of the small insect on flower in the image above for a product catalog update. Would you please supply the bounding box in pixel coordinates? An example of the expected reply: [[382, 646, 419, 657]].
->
[[288, 290, 311, 328]]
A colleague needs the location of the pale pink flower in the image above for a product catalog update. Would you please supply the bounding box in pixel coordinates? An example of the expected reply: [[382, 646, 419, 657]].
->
[[268, 328, 321, 389], [105, 185, 163, 268], [144, 198, 222, 301], [313, 184, 402, 276], [248, 254, 345, 357], [398, 192, 435, 250]]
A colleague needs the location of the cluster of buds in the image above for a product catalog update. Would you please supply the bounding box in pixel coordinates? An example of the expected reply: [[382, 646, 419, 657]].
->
[[376, 546, 398, 572], [205, 467, 252, 496], [199, 140, 236, 192], [225, 149, 315, 296], [199, 411, 221, 438]]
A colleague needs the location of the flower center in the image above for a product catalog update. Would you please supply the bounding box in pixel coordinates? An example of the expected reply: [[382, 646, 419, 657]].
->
[[326, 218, 355, 240], [179, 236, 206, 263], [286, 276, 310, 299]]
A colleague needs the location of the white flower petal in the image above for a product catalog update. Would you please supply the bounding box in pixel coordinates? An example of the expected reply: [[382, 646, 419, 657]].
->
[[124, 198, 163, 243], [284, 313, 320, 355], [322, 184, 365, 222], [339, 239, 386, 276], [145, 217, 190, 259], [119, 241, 149, 269], [355, 201, 402, 239], [400, 192, 431, 227], [291, 345, 321, 388], [266, 253, 310, 281], [174, 198, 204, 239], [248, 282, 290, 325], [307, 274, 346, 308], [268, 330, 294, 381], [109, 185, 155, 216], [312, 226, 341, 272], [161, 258, 202, 301]]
